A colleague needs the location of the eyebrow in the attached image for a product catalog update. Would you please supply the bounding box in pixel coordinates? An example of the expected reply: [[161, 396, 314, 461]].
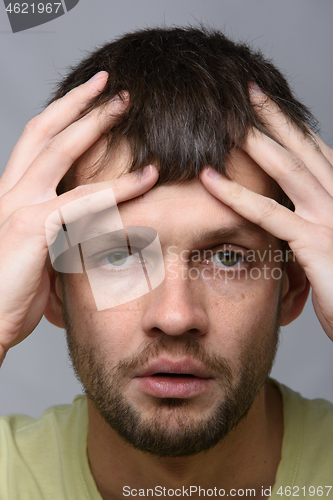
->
[[185, 221, 270, 248], [80, 226, 158, 252], [75, 215, 270, 255]]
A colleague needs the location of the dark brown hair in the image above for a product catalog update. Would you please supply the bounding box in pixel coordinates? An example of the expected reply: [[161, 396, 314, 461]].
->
[[50, 25, 317, 196]]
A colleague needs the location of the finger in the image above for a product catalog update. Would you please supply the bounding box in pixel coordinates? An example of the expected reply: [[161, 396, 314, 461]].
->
[[0, 72, 109, 196], [249, 88, 333, 196], [12, 98, 128, 201], [0, 166, 158, 271], [0, 166, 158, 343], [55, 165, 158, 221], [243, 129, 333, 225], [200, 167, 310, 244], [44, 166, 159, 256], [308, 130, 333, 166]]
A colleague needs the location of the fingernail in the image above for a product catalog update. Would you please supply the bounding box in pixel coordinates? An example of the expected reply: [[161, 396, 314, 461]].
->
[[248, 83, 264, 94], [110, 94, 122, 103], [136, 165, 153, 179], [87, 71, 108, 83], [205, 166, 221, 179], [111, 91, 130, 105]]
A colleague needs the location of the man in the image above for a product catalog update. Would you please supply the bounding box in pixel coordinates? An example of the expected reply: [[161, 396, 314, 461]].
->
[[0, 27, 333, 499]]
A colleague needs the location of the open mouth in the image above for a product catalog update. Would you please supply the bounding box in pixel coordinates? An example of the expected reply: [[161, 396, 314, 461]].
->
[[153, 373, 197, 377], [133, 357, 213, 398], [135, 370, 212, 398]]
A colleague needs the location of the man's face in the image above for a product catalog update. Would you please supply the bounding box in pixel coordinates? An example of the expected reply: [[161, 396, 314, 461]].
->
[[58, 145, 285, 457]]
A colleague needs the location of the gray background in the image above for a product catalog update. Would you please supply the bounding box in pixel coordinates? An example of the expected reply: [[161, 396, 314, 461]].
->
[[0, 0, 332, 418]]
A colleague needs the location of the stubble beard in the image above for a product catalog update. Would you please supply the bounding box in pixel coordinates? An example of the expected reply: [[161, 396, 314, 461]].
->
[[63, 300, 280, 458]]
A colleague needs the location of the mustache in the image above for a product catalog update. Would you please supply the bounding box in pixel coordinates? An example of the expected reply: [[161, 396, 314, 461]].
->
[[112, 336, 233, 382]]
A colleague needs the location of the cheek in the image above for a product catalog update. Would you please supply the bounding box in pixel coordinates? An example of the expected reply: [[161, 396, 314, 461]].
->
[[62, 274, 93, 324], [63, 273, 144, 360], [206, 274, 281, 360]]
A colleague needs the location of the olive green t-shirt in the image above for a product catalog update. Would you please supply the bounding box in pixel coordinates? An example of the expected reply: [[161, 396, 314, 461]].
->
[[0, 380, 333, 499]]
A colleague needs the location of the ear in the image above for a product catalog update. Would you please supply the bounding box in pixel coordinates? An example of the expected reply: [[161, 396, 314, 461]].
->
[[280, 258, 310, 326], [44, 263, 65, 329]]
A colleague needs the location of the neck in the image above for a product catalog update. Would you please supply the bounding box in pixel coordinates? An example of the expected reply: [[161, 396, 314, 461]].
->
[[87, 383, 283, 500]]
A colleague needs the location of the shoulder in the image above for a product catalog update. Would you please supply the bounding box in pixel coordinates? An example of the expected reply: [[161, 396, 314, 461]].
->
[[271, 378, 333, 445], [274, 379, 333, 428], [0, 395, 87, 442], [0, 395, 88, 464], [0, 396, 90, 499], [270, 379, 333, 491]]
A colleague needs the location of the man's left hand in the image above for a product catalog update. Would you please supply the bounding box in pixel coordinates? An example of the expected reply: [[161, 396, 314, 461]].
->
[[200, 90, 333, 340]]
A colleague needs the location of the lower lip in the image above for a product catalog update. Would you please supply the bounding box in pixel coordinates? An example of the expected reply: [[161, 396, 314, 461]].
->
[[134, 375, 212, 398]]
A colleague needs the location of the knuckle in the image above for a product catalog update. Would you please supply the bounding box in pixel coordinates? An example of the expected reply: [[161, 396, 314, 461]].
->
[[257, 196, 279, 222], [324, 149, 333, 166], [43, 136, 77, 164], [9, 207, 36, 234], [23, 115, 41, 135], [229, 183, 244, 201], [299, 133, 321, 153], [51, 98, 78, 126], [72, 184, 93, 199], [43, 138, 74, 163], [43, 137, 63, 156], [283, 153, 305, 175], [23, 115, 54, 142]]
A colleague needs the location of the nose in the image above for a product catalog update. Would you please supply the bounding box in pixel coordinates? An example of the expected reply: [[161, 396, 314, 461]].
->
[[141, 260, 209, 338]]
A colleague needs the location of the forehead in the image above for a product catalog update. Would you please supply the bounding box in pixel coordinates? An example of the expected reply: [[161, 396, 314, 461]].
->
[[73, 139, 278, 245]]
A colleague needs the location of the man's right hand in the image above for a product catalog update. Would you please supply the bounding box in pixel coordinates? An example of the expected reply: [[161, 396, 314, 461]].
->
[[0, 71, 158, 366]]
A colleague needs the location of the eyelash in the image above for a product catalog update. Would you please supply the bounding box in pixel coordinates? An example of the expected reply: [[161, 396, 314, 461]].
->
[[94, 246, 249, 274], [196, 248, 248, 271], [97, 248, 145, 273]]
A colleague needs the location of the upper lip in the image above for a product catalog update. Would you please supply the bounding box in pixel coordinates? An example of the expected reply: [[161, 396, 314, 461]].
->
[[134, 357, 212, 379]]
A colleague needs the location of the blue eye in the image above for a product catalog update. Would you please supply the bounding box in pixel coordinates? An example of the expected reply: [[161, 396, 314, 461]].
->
[[107, 250, 130, 266], [99, 248, 144, 272]]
